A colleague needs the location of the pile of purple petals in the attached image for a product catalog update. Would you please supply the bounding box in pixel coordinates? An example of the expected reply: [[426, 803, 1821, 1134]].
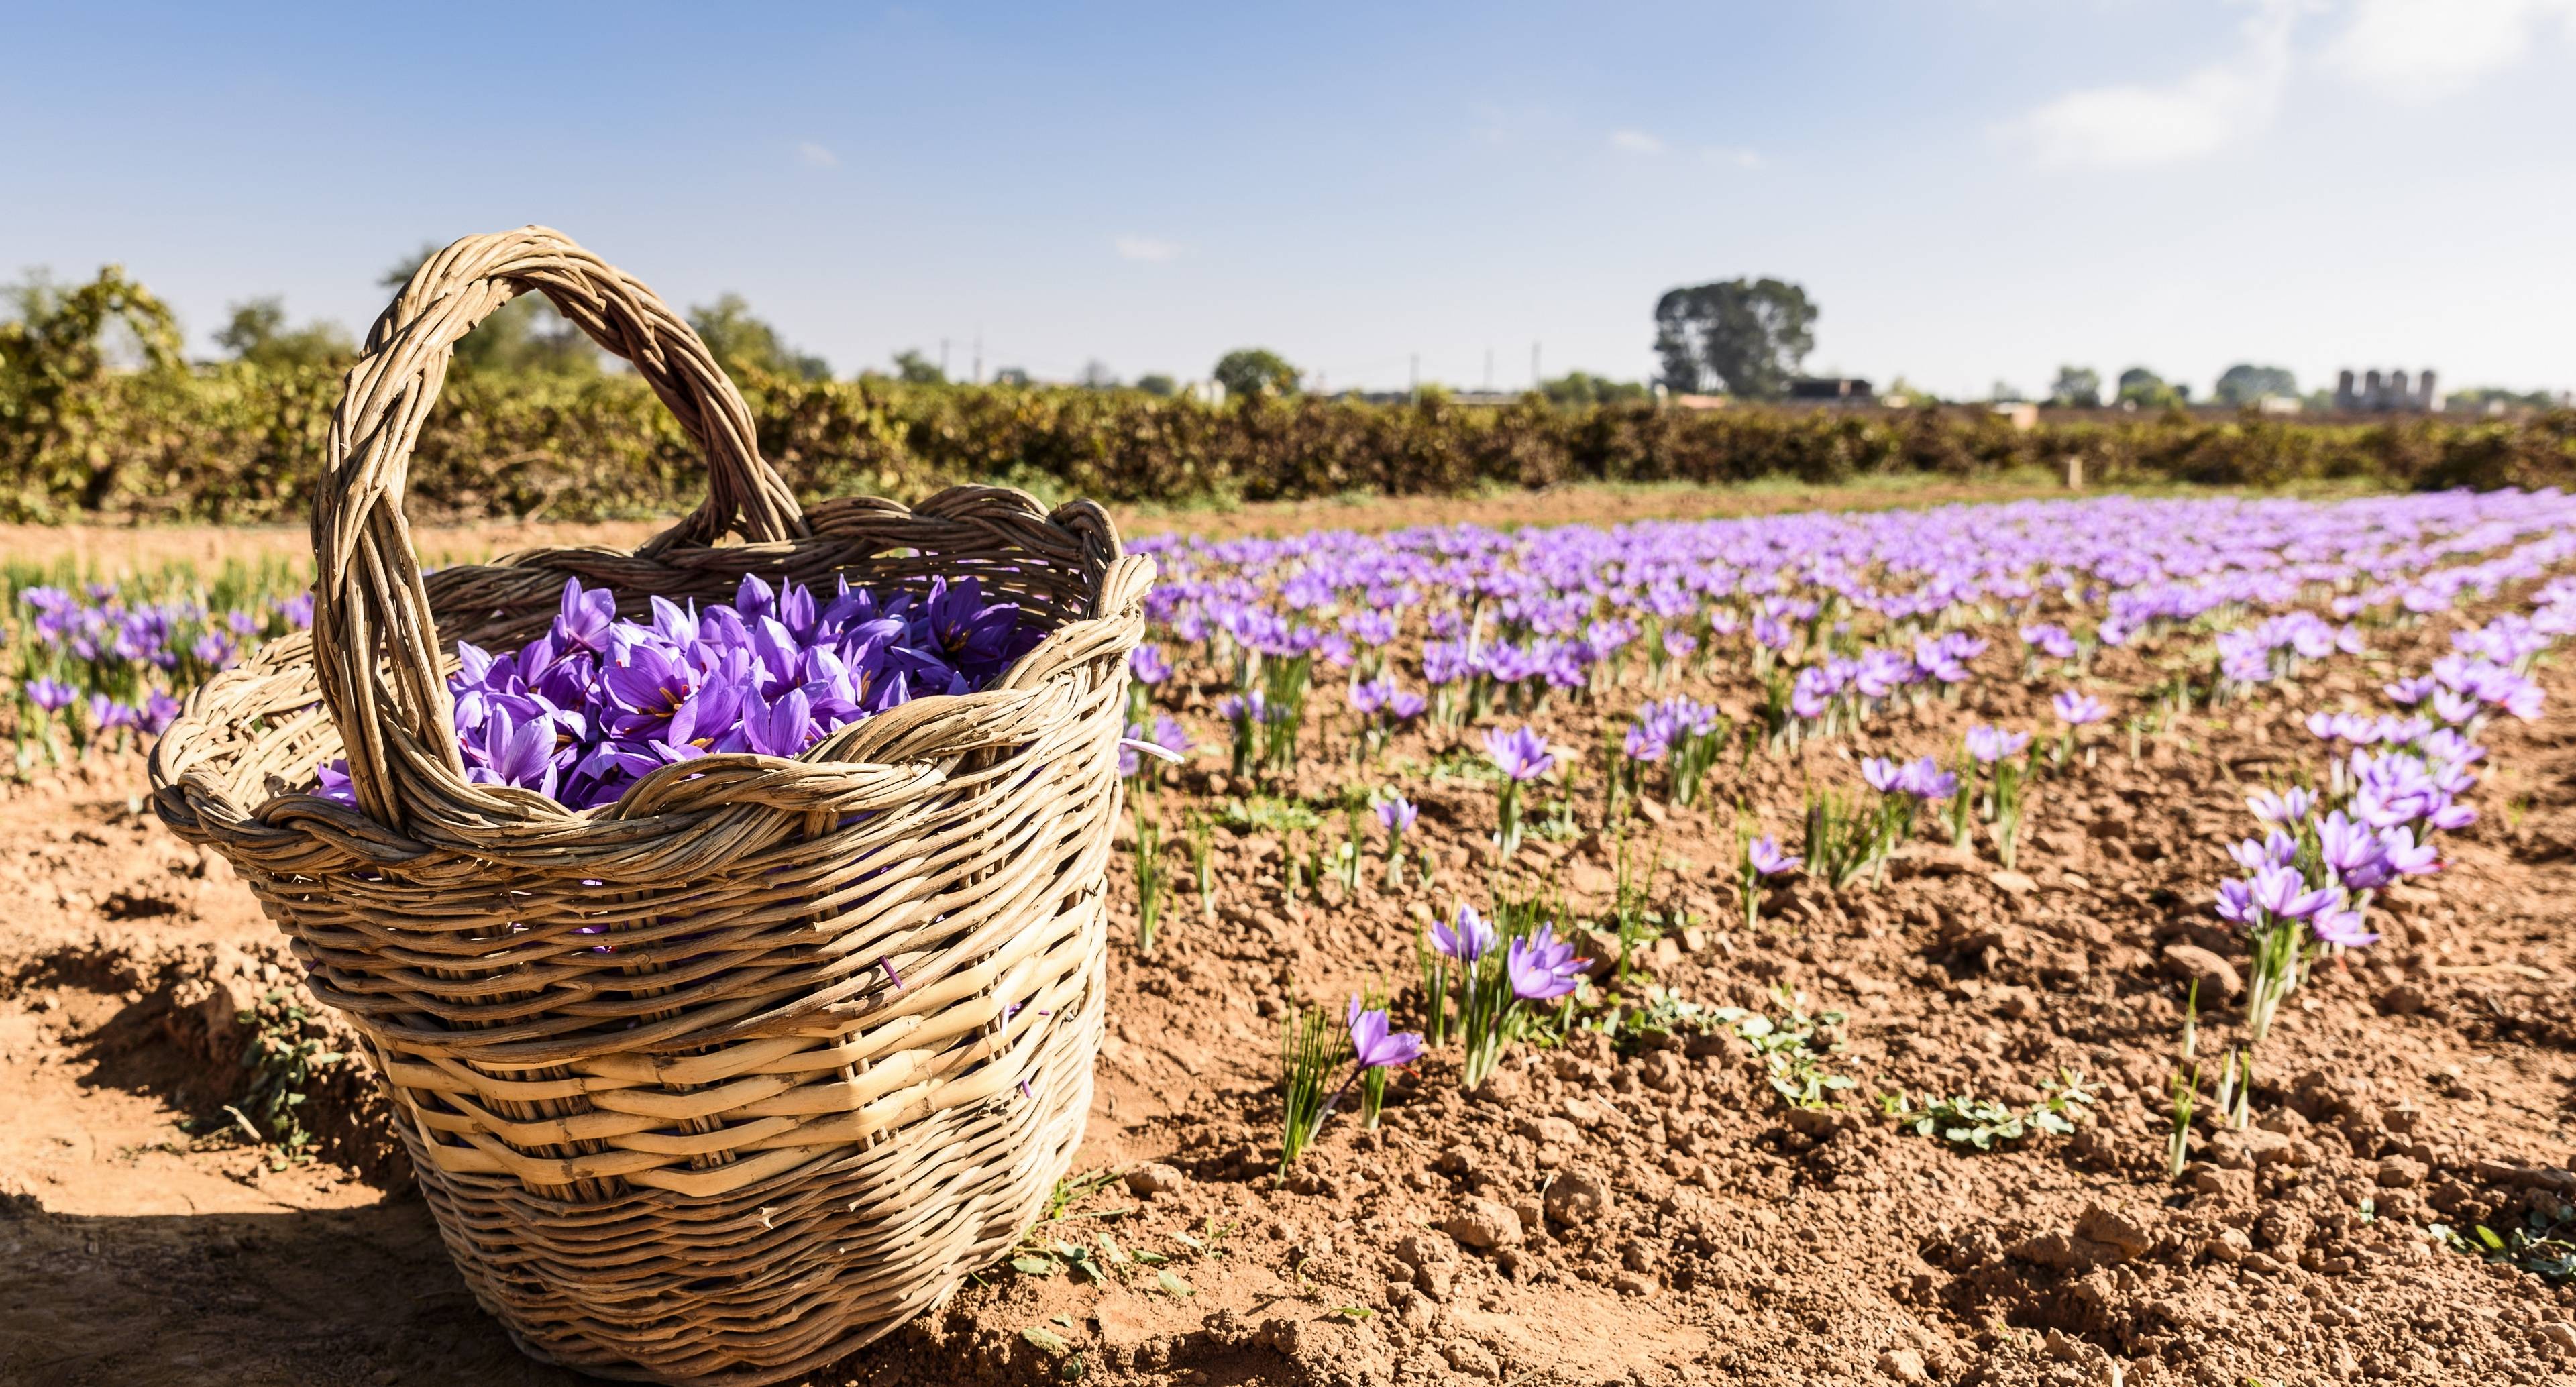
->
[[317, 573, 1044, 811]]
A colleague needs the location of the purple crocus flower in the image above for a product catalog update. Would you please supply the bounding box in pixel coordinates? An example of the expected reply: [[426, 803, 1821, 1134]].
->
[[140, 690, 182, 734], [466, 706, 561, 799], [552, 577, 618, 654], [2229, 829, 2299, 873], [743, 686, 816, 757], [1746, 836, 1800, 877], [2021, 624, 2078, 660], [2052, 690, 2108, 726], [1506, 924, 1583, 1001], [1896, 755, 1957, 801], [2247, 863, 2338, 921], [1346, 997, 1426, 1070], [2376, 826, 2440, 877], [1483, 726, 1554, 782], [1963, 724, 2030, 763], [922, 575, 1022, 671], [2317, 813, 2389, 889], [2247, 786, 2315, 826], [1128, 645, 1172, 685], [1432, 904, 1495, 963], [25, 677, 74, 712], [1375, 796, 1419, 835], [2311, 910, 2381, 948]]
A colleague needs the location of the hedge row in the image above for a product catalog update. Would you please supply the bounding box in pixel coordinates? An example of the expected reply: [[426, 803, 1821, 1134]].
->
[[6, 366, 2575, 524]]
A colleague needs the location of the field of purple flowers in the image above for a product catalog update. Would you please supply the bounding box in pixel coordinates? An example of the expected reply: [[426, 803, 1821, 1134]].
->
[[5, 488, 2575, 1386]]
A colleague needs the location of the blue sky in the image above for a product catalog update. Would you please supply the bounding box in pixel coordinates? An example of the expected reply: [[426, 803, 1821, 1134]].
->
[[5, 1, 2572, 398]]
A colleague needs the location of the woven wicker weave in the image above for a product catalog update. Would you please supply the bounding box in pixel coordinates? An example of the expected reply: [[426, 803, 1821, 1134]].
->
[[148, 227, 1152, 1386]]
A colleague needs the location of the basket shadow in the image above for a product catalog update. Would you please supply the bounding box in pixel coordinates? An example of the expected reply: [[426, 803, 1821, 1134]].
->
[[0, 1195, 593, 1386]]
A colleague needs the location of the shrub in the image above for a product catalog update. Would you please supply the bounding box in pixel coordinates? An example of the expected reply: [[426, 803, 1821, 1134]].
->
[[5, 352, 2574, 524]]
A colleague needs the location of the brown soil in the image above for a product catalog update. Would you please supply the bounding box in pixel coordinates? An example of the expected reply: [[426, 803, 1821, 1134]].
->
[[5, 538, 2576, 1387]]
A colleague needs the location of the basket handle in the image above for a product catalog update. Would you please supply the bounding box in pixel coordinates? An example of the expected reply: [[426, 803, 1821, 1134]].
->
[[311, 226, 808, 826]]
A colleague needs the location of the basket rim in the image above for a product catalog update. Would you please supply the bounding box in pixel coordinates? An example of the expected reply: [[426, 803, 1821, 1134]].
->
[[150, 486, 1155, 851]]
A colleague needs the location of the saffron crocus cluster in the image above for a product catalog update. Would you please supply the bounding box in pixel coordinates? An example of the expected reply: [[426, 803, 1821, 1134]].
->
[[2206, 586, 2573, 1042], [1483, 725, 1554, 860], [1625, 696, 1727, 805], [1347, 673, 1426, 762], [1740, 835, 1801, 927], [1960, 724, 2034, 864], [315, 574, 1042, 811], [1425, 904, 1585, 1091], [1347, 994, 1426, 1130], [9, 576, 309, 762], [1375, 794, 1419, 887], [2051, 689, 2107, 765], [1851, 753, 1954, 882], [1269, 987, 1434, 1172]]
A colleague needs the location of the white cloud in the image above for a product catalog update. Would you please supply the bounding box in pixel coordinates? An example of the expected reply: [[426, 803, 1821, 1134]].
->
[[2001, 0, 2300, 169], [1607, 128, 1665, 154], [1702, 145, 1766, 170], [796, 141, 838, 168], [1114, 235, 1181, 263], [2324, 0, 2576, 101]]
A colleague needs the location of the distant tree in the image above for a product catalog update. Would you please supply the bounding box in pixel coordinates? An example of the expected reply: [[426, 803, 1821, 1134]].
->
[[1212, 347, 1299, 400], [1134, 372, 1179, 398], [1989, 380, 2026, 404], [2445, 385, 2563, 414], [381, 244, 600, 376], [2214, 364, 2298, 406], [1, 266, 185, 501], [992, 366, 1032, 387], [1650, 277, 1815, 400], [688, 294, 828, 382], [2116, 367, 2187, 408], [213, 297, 352, 370], [1078, 359, 1119, 390], [1881, 376, 1939, 406], [1540, 371, 1651, 406], [890, 349, 946, 384], [2046, 366, 2102, 408]]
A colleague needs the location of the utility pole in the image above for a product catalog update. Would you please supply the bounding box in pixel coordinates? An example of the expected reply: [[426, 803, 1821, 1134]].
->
[[1531, 341, 1541, 392], [1409, 353, 1419, 404], [940, 337, 951, 379], [973, 333, 983, 386], [1483, 347, 1493, 394]]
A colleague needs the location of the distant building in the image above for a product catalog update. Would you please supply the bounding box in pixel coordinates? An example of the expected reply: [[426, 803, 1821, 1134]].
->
[[1788, 377, 1874, 404], [2333, 368, 2440, 413]]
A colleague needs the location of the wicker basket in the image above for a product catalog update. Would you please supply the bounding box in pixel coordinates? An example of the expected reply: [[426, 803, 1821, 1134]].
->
[[148, 227, 1153, 1386]]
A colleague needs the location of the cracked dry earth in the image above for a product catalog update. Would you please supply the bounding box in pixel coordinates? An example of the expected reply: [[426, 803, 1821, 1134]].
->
[[5, 609, 2576, 1387]]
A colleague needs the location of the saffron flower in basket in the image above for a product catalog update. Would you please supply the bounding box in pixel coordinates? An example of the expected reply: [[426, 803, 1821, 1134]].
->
[[315, 573, 1045, 811]]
